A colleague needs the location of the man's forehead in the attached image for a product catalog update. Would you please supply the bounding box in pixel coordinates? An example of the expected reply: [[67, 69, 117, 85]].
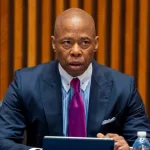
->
[[55, 26, 94, 35], [57, 20, 92, 29], [56, 34, 93, 39], [55, 25, 95, 38]]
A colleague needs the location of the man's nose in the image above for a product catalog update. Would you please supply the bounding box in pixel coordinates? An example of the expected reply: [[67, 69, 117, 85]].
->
[[70, 44, 82, 57]]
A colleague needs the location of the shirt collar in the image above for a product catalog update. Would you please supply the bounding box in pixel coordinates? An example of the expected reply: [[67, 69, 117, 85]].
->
[[59, 63, 92, 92]]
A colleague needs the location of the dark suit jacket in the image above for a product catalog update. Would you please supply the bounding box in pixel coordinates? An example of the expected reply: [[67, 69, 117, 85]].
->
[[0, 60, 150, 150]]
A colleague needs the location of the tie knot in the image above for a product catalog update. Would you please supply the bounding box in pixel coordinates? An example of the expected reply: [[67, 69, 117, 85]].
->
[[70, 78, 80, 91]]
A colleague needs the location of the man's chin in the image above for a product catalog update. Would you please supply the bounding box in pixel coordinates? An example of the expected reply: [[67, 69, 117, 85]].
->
[[67, 69, 85, 77], [62, 64, 87, 77]]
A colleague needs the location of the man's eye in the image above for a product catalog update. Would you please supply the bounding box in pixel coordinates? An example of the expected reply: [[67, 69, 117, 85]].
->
[[62, 40, 72, 49], [83, 40, 90, 45], [63, 41, 71, 45], [80, 40, 91, 49]]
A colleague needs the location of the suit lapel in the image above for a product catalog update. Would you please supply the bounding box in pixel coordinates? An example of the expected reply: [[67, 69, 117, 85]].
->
[[87, 61, 113, 137], [40, 61, 63, 136]]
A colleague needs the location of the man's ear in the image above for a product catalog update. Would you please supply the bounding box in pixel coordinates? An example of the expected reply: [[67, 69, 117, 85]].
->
[[94, 36, 99, 52], [51, 36, 56, 52]]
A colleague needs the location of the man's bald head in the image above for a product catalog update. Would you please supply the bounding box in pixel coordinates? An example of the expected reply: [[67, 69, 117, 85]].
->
[[54, 8, 96, 38]]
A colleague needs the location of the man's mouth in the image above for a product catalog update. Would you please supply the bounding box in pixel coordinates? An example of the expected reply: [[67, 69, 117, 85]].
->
[[69, 61, 82, 65], [69, 62, 83, 68], [70, 64, 82, 66]]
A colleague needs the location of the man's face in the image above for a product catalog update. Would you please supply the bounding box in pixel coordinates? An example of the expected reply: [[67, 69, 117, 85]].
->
[[52, 17, 98, 76]]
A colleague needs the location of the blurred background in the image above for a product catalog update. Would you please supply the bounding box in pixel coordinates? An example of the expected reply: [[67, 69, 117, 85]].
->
[[0, 0, 150, 116]]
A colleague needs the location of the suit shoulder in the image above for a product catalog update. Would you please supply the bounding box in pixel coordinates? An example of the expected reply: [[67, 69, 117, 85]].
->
[[15, 60, 57, 78], [96, 63, 134, 84], [107, 66, 133, 80], [12, 60, 58, 94]]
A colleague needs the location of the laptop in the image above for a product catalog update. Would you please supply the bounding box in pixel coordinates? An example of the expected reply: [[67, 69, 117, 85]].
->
[[43, 136, 114, 150]]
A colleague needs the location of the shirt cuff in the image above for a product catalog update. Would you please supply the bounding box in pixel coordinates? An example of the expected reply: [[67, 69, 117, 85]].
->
[[29, 148, 42, 150]]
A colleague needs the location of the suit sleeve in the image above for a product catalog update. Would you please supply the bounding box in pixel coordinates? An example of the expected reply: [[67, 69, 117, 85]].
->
[[0, 71, 33, 150], [121, 77, 150, 146]]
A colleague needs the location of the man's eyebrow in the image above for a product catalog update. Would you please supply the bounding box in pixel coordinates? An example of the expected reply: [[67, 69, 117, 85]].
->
[[61, 37, 72, 40]]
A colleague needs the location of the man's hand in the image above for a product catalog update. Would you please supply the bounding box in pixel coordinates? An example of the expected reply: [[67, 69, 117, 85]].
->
[[97, 133, 130, 150]]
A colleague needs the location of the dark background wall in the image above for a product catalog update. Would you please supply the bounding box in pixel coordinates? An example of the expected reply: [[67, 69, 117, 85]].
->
[[1, 0, 150, 116]]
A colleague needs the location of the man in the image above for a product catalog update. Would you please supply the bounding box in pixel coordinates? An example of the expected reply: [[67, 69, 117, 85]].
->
[[0, 8, 150, 150]]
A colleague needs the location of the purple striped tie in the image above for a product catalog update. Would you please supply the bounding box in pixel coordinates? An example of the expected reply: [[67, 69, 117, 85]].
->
[[68, 78, 86, 137]]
